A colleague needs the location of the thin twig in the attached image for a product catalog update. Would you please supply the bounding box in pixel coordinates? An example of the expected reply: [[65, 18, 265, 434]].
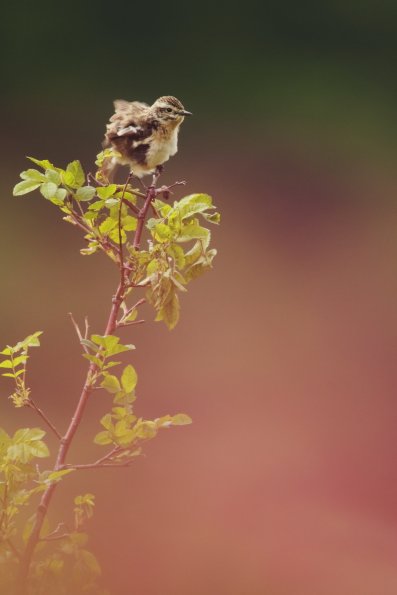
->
[[7, 539, 21, 560], [123, 198, 140, 215], [84, 316, 89, 340], [118, 319, 145, 328], [132, 168, 162, 250], [41, 533, 70, 542], [87, 172, 105, 187], [117, 298, 146, 327], [65, 460, 137, 470], [28, 399, 62, 440], [118, 173, 133, 272], [39, 523, 70, 542], [68, 312, 89, 354]]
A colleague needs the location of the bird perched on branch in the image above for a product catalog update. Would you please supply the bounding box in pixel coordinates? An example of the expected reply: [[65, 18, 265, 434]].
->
[[100, 95, 192, 181]]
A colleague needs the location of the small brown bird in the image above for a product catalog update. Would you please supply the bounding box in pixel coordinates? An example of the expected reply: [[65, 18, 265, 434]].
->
[[101, 95, 192, 181]]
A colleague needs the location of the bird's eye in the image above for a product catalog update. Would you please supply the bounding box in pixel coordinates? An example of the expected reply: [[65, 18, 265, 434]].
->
[[166, 108, 172, 113]]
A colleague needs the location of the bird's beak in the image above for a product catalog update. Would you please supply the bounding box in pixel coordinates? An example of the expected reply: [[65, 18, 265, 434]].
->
[[179, 110, 192, 116]]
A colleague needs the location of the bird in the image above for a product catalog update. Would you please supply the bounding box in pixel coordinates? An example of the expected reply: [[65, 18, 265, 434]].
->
[[100, 95, 192, 181]]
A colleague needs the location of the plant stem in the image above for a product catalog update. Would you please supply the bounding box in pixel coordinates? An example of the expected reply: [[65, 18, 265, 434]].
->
[[16, 172, 158, 595], [132, 169, 161, 250]]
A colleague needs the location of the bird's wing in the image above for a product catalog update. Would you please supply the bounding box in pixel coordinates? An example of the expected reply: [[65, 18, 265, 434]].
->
[[113, 99, 149, 114], [104, 99, 150, 145]]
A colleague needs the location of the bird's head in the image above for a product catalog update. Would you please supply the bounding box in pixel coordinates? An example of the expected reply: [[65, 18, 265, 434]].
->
[[151, 96, 192, 125]]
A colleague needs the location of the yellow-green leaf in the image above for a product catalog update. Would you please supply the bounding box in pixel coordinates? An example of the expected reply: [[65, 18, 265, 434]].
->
[[13, 180, 41, 196], [100, 375, 121, 394], [121, 365, 137, 393], [171, 413, 192, 425]]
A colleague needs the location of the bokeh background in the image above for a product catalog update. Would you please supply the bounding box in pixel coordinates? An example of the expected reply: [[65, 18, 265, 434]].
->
[[2, 1, 397, 593]]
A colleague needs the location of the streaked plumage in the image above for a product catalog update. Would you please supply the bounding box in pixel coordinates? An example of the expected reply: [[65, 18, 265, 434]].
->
[[101, 96, 192, 180]]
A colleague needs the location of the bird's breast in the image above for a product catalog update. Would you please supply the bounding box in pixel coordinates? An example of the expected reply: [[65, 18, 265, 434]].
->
[[146, 126, 180, 168]]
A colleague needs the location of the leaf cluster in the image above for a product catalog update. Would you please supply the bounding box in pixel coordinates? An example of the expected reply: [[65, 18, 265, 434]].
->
[[13, 157, 220, 330], [0, 424, 102, 594], [94, 362, 191, 463], [0, 332, 42, 407]]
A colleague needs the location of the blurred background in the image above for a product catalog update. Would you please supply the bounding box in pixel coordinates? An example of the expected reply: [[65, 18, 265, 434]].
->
[[2, 1, 397, 593]]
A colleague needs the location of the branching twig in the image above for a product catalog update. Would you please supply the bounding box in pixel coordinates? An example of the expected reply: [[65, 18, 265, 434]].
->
[[17, 170, 163, 594], [117, 298, 146, 327], [40, 522, 70, 542]]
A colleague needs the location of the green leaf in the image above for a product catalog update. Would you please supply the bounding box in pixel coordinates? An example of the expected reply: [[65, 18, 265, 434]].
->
[[12, 355, 29, 367], [14, 330, 43, 352], [94, 431, 112, 445], [105, 197, 119, 207], [0, 346, 12, 355], [123, 215, 137, 231], [76, 186, 96, 202], [14, 427, 46, 441], [103, 360, 122, 370], [152, 223, 172, 243], [80, 549, 101, 576], [135, 420, 157, 440], [97, 185, 118, 200], [62, 171, 75, 186], [91, 334, 113, 348], [108, 227, 127, 244], [29, 440, 50, 458], [45, 168, 61, 185], [121, 365, 137, 393], [47, 469, 74, 482], [100, 375, 121, 394], [91, 334, 119, 350], [23, 331, 43, 348], [0, 360, 13, 368], [82, 354, 103, 367], [20, 169, 47, 182], [167, 244, 186, 268], [107, 343, 135, 356], [100, 414, 113, 430], [171, 413, 193, 425], [66, 160, 85, 188], [177, 224, 210, 245], [202, 211, 221, 224], [157, 293, 180, 330], [171, 274, 187, 293], [80, 339, 98, 351], [88, 199, 106, 211], [74, 493, 95, 506], [175, 193, 214, 220], [40, 182, 59, 200], [52, 188, 67, 202], [27, 157, 56, 170], [99, 217, 117, 235], [7, 440, 49, 463], [13, 179, 41, 196]]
